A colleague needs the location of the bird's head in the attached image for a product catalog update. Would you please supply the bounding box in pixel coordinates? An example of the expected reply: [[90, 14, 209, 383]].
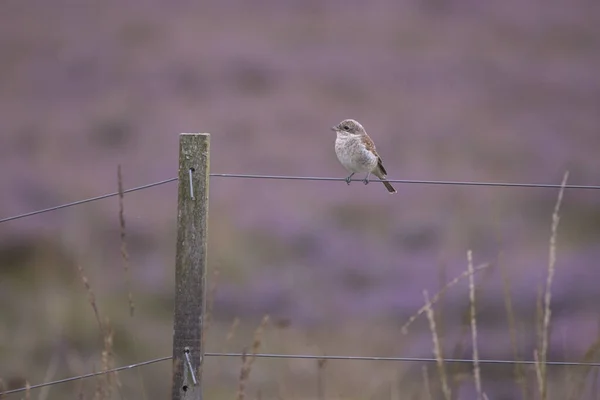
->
[[331, 119, 366, 136]]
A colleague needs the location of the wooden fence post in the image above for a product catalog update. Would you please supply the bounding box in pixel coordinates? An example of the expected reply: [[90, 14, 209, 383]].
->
[[171, 133, 210, 400]]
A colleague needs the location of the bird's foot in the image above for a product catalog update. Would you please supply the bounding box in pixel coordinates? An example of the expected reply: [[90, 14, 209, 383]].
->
[[363, 173, 371, 185], [345, 173, 354, 185]]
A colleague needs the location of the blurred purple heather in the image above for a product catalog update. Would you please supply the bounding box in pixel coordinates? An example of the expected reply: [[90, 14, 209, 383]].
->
[[1, 0, 600, 398]]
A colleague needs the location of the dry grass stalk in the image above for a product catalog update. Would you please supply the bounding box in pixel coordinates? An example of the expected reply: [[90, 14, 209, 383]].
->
[[236, 315, 270, 400], [467, 250, 483, 399], [423, 290, 451, 400], [117, 164, 135, 317], [447, 294, 480, 392], [24, 381, 30, 400], [537, 171, 569, 400], [100, 319, 124, 400], [100, 321, 115, 400], [535, 284, 544, 361], [436, 262, 448, 347], [76, 265, 103, 332], [566, 333, 600, 400], [117, 166, 147, 400], [499, 253, 528, 398], [237, 352, 249, 400], [401, 263, 490, 334], [534, 349, 543, 397], [76, 266, 121, 400], [223, 317, 241, 352]]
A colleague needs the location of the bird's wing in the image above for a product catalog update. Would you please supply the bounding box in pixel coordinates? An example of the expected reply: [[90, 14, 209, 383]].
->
[[361, 134, 377, 154], [377, 157, 388, 176], [361, 134, 388, 176]]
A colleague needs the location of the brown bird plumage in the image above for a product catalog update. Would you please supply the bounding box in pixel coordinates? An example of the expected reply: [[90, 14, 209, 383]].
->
[[332, 119, 396, 193]]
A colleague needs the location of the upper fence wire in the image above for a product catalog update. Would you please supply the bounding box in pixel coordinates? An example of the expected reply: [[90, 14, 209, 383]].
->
[[1, 172, 599, 224]]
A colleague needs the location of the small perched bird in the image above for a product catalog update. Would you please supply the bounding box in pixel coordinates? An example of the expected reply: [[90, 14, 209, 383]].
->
[[332, 119, 397, 194]]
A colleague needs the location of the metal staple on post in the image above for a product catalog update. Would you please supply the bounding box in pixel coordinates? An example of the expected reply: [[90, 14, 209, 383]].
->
[[188, 168, 195, 199], [184, 347, 198, 386]]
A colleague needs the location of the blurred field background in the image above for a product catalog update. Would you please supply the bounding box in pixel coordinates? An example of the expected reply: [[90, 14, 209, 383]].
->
[[1, 0, 600, 398]]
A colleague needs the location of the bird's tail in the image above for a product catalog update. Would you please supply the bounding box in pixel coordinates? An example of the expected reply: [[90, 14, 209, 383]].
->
[[382, 179, 397, 194], [375, 167, 397, 193], [375, 161, 397, 194]]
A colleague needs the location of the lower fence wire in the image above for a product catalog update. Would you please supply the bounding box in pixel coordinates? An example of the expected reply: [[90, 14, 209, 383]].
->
[[3, 352, 600, 396]]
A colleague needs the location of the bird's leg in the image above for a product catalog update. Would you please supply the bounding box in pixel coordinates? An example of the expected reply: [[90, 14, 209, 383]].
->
[[345, 173, 355, 185], [363, 172, 371, 185]]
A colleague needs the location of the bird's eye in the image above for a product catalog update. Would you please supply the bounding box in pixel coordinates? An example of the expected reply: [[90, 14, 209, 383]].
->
[[342, 125, 350, 131]]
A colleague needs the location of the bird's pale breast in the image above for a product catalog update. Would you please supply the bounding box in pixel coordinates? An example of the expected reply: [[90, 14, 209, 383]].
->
[[335, 135, 378, 173]]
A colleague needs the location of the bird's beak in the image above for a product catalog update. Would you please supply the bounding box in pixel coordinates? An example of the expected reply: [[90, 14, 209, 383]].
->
[[331, 126, 337, 131]]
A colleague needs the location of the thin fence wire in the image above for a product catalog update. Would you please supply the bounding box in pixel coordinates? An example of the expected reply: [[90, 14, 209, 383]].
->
[[0, 356, 172, 396], [210, 173, 600, 190], [206, 352, 600, 366], [2, 171, 600, 396], [0, 177, 178, 223], [2, 173, 600, 224], [3, 352, 600, 396]]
